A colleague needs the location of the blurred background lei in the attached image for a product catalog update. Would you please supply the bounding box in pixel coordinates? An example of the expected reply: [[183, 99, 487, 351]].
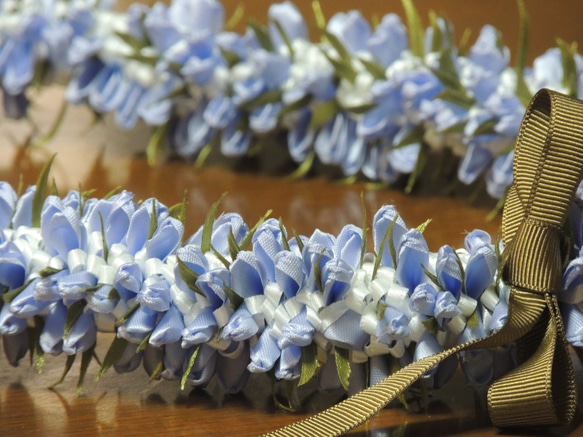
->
[[2, 0, 582, 201], [2, 0, 583, 414]]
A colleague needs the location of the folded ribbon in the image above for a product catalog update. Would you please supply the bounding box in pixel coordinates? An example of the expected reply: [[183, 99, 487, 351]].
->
[[262, 88, 583, 436]]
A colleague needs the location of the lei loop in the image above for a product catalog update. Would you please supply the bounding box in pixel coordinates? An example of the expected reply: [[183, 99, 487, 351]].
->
[[0, 0, 581, 200]]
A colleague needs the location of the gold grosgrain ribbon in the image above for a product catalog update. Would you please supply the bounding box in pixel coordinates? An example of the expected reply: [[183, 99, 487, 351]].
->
[[263, 88, 583, 437]]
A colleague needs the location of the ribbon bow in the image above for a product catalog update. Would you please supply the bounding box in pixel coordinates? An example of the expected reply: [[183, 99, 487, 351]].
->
[[263, 89, 583, 436]]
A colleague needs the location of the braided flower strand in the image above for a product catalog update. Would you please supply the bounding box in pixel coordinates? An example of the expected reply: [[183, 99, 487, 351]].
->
[[2, 165, 583, 403], [1, 0, 582, 198]]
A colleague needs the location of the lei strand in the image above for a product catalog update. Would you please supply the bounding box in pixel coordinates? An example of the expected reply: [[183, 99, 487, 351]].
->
[[0, 0, 581, 199], [2, 159, 583, 405]]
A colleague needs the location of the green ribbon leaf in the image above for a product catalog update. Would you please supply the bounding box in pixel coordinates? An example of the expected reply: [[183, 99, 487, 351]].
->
[[49, 354, 76, 389], [176, 257, 204, 297], [405, 141, 428, 193], [558, 38, 579, 98], [225, 3, 245, 30], [104, 185, 122, 199], [137, 332, 152, 353], [435, 87, 474, 110], [201, 193, 227, 253], [422, 317, 439, 335], [358, 57, 386, 81], [429, 11, 444, 52], [2, 279, 34, 304], [341, 102, 377, 115], [211, 244, 231, 268], [228, 228, 241, 260], [334, 347, 351, 391], [146, 124, 168, 166], [453, 249, 467, 295], [279, 218, 291, 251], [193, 141, 215, 171], [308, 99, 340, 130], [51, 178, 59, 197], [76, 342, 96, 396], [28, 316, 45, 374], [64, 299, 87, 339], [458, 28, 473, 57], [293, 230, 305, 252], [514, 0, 532, 107], [372, 212, 398, 279], [33, 100, 68, 148], [238, 209, 273, 250], [147, 199, 158, 240], [98, 211, 109, 262], [32, 154, 56, 228], [376, 301, 388, 320], [359, 192, 368, 268], [279, 94, 313, 118], [126, 53, 158, 67], [322, 52, 357, 83], [433, 50, 464, 90], [39, 267, 63, 278], [473, 118, 498, 136], [320, 29, 352, 65], [148, 354, 165, 382], [287, 150, 315, 179], [96, 336, 129, 381], [181, 345, 201, 390], [401, 0, 424, 58], [114, 31, 145, 52], [79, 284, 102, 295], [395, 124, 425, 148], [416, 218, 433, 233], [31, 59, 50, 90], [222, 281, 244, 310], [466, 309, 480, 329], [116, 303, 140, 325], [246, 19, 274, 52], [421, 264, 444, 291], [108, 287, 121, 301], [439, 120, 467, 135], [273, 380, 298, 413], [313, 249, 327, 293], [169, 191, 188, 228], [311, 1, 327, 31], [220, 47, 241, 69], [298, 343, 319, 386], [239, 89, 283, 111], [272, 18, 295, 57]]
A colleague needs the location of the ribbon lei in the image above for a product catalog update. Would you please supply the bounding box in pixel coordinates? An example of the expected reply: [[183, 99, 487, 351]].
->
[[263, 88, 583, 437]]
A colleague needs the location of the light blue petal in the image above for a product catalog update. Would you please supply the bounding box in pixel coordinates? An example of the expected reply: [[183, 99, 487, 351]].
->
[[231, 251, 267, 298], [150, 304, 184, 346], [221, 305, 259, 342], [62, 309, 96, 354], [396, 229, 429, 291], [248, 330, 280, 373], [181, 305, 217, 346]]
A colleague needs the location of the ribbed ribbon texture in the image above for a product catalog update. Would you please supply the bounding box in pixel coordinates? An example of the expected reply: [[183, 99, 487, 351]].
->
[[262, 88, 583, 436]]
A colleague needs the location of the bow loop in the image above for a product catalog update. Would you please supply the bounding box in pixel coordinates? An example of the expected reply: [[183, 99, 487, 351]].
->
[[504, 89, 583, 244], [503, 219, 563, 294]]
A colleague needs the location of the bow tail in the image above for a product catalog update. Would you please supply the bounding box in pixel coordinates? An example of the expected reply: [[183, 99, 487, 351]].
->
[[488, 292, 576, 427]]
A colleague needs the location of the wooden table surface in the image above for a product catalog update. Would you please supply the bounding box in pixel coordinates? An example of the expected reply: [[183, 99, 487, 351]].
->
[[1, 1, 583, 436]]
